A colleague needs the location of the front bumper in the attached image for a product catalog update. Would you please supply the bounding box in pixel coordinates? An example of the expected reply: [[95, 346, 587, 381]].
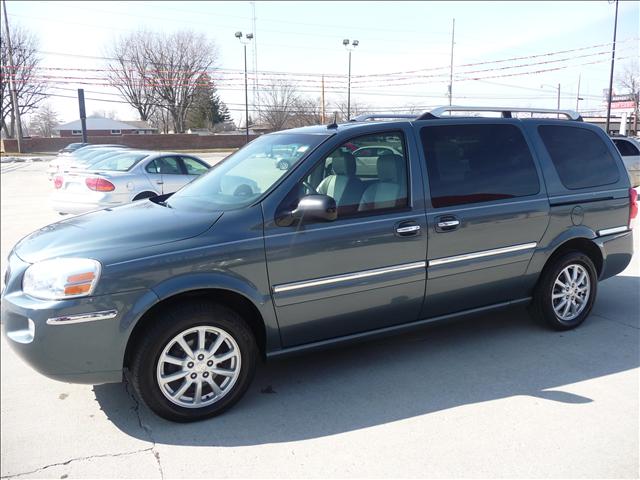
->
[[1, 254, 156, 384]]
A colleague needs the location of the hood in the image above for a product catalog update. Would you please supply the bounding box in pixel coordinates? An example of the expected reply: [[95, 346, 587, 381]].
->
[[14, 200, 222, 264]]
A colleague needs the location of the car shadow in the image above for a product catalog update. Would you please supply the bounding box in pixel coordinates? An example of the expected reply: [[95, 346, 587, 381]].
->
[[93, 275, 640, 447]]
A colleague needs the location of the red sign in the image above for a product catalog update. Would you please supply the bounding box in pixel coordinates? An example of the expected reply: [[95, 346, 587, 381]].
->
[[612, 101, 637, 109]]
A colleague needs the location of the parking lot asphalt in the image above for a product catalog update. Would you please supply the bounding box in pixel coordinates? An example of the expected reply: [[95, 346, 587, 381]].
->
[[1, 162, 639, 479]]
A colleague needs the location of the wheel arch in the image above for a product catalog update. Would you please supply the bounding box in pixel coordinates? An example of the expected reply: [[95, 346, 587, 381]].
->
[[123, 287, 271, 371]]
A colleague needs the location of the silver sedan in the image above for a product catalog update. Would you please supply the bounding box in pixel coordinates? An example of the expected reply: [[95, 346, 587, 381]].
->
[[51, 151, 210, 214]]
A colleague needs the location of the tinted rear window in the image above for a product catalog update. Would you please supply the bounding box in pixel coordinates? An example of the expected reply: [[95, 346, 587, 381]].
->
[[538, 126, 619, 189], [420, 124, 539, 208]]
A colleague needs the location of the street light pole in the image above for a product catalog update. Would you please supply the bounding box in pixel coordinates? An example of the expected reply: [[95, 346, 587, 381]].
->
[[235, 31, 253, 144], [605, 0, 619, 134], [343, 39, 359, 120]]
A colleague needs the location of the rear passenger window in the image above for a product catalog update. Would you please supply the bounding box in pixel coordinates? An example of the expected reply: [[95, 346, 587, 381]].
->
[[539, 126, 620, 189], [420, 124, 539, 208]]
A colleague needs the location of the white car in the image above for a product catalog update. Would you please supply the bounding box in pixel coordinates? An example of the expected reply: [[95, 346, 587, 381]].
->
[[47, 145, 127, 180], [611, 136, 640, 187], [51, 151, 210, 215]]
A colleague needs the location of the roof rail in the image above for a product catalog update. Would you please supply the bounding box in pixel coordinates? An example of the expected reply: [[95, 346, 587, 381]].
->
[[350, 113, 418, 122], [418, 106, 583, 121]]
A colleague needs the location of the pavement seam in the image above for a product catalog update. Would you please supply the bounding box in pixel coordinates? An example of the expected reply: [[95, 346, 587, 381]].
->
[[124, 379, 165, 480], [0, 448, 154, 479], [592, 312, 640, 330]]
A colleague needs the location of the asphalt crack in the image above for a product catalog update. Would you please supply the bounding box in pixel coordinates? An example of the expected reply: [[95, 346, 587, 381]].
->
[[0, 448, 153, 479], [124, 379, 165, 480]]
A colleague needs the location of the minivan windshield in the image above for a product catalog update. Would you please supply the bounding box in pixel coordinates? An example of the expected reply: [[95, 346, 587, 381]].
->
[[166, 133, 330, 211]]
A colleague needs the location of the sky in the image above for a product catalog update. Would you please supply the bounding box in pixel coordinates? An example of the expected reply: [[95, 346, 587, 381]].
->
[[4, 0, 639, 127]]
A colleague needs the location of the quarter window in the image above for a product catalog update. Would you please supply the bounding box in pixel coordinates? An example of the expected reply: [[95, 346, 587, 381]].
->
[[420, 124, 539, 208], [538, 126, 620, 189]]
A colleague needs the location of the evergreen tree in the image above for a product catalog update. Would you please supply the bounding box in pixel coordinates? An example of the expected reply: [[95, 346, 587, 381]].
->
[[187, 73, 231, 130]]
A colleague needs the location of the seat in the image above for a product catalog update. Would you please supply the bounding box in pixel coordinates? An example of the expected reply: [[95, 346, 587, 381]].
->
[[358, 154, 407, 211], [316, 152, 364, 214]]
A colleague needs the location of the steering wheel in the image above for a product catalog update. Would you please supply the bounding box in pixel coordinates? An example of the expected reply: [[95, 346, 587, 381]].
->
[[302, 181, 318, 195], [233, 184, 254, 197]]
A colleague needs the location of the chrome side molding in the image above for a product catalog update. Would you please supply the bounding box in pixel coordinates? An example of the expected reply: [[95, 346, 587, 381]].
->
[[47, 309, 118, 325], [273, 261, 427, 294], [429, 242, 537, 267], [597, 226, 629, 237]]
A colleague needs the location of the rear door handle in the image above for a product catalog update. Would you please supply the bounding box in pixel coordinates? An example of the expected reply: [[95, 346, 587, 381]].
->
[[395, 221, 421, 237], [435, 215, 460, 232]]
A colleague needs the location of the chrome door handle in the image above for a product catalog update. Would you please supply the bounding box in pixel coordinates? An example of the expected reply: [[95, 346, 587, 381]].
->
[[396, 225, 421, 234], [437, 220, 459, 228]]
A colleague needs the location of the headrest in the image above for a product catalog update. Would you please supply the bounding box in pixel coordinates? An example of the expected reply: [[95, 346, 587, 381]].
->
[[377, 154, 403, 182], [332, 151, 356, 175]]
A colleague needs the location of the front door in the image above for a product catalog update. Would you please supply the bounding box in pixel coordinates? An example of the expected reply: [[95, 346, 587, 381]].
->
[[417, 121, 550, 317], [263, 129, 428, 347]]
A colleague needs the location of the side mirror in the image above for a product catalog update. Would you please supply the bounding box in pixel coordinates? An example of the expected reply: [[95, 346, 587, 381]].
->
[[277, 194, 337, 226]]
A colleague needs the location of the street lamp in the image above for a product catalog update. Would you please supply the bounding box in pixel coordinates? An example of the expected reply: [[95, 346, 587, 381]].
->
[[541, 83, 561, 118], [343, 38, 359, 120], [235, 31, 253, 143]]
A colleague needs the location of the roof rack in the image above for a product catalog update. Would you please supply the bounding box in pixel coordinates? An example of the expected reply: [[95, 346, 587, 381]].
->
[[418, 106, 583, 121], [349, 114, 418, 122]]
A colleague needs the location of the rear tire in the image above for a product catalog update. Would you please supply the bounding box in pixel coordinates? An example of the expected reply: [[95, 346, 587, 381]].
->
[[129, 301, 258, 422], [532, 251, 597, 330]]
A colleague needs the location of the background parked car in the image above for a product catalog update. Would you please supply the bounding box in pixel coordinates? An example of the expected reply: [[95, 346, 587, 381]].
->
[[57, 142, 90, 154], [51, 151, 210, 214], [611, 135, 640, 187], [47, 144, 127, 180]]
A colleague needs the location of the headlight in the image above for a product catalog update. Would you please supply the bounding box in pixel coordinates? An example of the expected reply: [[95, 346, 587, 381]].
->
[[23, 258, 102, 300]]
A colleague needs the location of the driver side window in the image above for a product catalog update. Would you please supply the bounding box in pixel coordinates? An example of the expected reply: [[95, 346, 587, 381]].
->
[[283, 132, 409, 220]]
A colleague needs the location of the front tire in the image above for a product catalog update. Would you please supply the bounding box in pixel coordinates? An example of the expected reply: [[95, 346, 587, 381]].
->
[[129, 301, 258, 422], [532, 251, 598, 330]]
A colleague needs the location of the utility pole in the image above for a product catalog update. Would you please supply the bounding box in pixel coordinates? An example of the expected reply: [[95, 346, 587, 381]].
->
[[605, 0, 619, 134], [556, 83, 561, 118], [77, 89, 88, 143], [2, 0, 23, 153], [448, 18, 455, 107], [576, 74, 581, 111], [321, 75, 326, 123]]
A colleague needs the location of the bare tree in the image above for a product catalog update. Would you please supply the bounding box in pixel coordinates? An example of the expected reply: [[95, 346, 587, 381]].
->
[[28, 103, 60, 137], [1, 24, 47, 138], [616, 60, 639, 98], [288, 97, 322, 127], [143, 30, 218, 133], [106, 31, 157, 122], [90, 109, 119, 120], [257, 80, 300, 131], [332, 98, 372, 122], [106, 30, 218, 133], [148, 106, 171, 134]]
